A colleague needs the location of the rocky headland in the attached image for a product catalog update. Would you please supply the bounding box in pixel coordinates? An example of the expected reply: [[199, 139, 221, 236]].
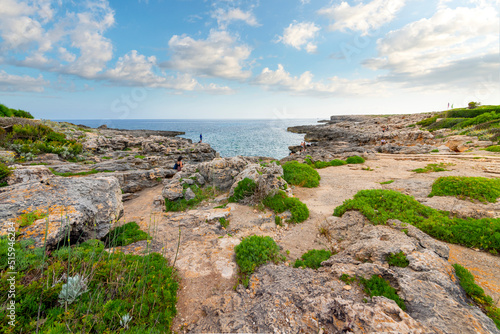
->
[[1, 108, 500, 333]]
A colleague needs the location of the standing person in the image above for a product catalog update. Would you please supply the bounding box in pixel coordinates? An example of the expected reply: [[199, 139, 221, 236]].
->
[[174, 156, 183, 171], [199, 133, 202, 143]]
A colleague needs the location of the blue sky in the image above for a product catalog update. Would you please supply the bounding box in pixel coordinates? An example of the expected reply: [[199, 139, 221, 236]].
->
[[0, 0, 498, 119]]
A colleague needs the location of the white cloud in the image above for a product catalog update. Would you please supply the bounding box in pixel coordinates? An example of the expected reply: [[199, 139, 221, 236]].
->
[[212, 8, 259, 28], [318, 0, 406, 35], [0, 70, 48, 92], [253, 64, 382, 96], [163, 30, 252, 80], [278, 21, 320, 53], [364, 4, 499, 83]]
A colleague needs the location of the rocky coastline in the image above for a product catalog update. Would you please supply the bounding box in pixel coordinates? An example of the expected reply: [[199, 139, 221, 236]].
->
[[1, 112, 500, 333]]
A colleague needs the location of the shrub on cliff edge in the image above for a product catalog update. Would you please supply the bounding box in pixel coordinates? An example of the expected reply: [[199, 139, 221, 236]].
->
[[282, 161, 320, 188]]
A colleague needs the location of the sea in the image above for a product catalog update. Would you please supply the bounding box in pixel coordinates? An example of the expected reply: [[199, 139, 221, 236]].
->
[[58, 119, 320, 159]]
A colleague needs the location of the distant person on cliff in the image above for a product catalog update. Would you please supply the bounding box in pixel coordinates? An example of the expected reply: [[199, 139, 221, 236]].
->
[[174, 156, 183, 171], [199, 133, 202, 143], [301, 142, 306, 152]]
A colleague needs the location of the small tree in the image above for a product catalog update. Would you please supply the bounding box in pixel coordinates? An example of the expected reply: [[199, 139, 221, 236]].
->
[[468, 101, 480, 109]]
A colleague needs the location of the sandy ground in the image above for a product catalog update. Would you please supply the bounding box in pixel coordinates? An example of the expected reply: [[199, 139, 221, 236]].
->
[[121, 153, 500, 330]]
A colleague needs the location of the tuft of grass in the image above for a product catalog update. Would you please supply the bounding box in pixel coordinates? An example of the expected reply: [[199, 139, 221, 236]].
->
[[293, 249, 332, 269], [134, 155, 145, 159], [412, 162, 451, 173], [234, 235, 283, 287], [0, 161, 13, 182], [104, 222, 151, 247], [101, 156, 112, 160], [165, 185, 217, 212], [386, 251, 409, 268], [219, 217, 229, 229], [485, 145, 500, 152], [228, 178, 257, 203], [453, 264, 500, 330], [17, 210, 48, 227], [380, 180, 394, 185], [49, 168, 114, 177], [274, 215, 283, 226], [431, 149, 439, 153], [360, 275, 406, 311], [333, 189, 500, 253], [346, 155, 365, 164], [263, 191, 309, 223], [429, 176, 500, 203], [282, 161, 320, 188]]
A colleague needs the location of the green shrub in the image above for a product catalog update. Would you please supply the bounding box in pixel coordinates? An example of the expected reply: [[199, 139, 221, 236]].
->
[[427, 118, 466, 131], [453, 264, 500, 329], [312, 159, 347, 169], [234, 235, 282, 286], [263, 191, 309, 223], [294, 249, 332, 269], [386, 251, 409, 268], [282, 161, 320, 188], [17, 210, 48, 227], [0, 162, 12, 181], [274, 216, 283, 226], [380, 180, 394, 185], [431, 149, 439, 153], [346, 155, 365, 164], [359, 275, 406, 311], [412, 163, 451, 173], [104, 222, 150, 247], [219, 217, 229, 228], [0, 103, 34, 118], [134, 155, 145, 159], [416, 115, 438, 126], [49, 168, 113, 177], [0, 239, 178, 333], [165, 185, 215, 212], [228, 178, 257, 202], [443, 106, 500, 118], [429, 176, 500, 203], [333, 189, 500, 253], [485, 145, 500, 152]]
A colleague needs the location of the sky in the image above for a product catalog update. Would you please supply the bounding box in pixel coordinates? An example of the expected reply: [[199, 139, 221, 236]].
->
[[0, 0, 498, 120]]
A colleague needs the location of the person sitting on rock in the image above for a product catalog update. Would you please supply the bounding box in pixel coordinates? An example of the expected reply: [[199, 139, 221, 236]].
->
[[174, 156, 183, 171]]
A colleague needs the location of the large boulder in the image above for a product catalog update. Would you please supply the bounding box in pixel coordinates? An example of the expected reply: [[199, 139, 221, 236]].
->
[[111, 168, 176, 193], [228, 162, 289, 203], [0, 176, 123, 249], [197, 157, 256, 190], [5, 165, 54, 186]]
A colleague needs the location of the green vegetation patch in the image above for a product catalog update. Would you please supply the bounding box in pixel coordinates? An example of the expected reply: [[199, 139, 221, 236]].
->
[[165, 184, 216, 212], [412, 162, 451, 173], [219, 217, 229, 229], [453, 264, 500, 330], [17, 210, 48, 227], [0, 162, 12, 182], [134, 155, 145, 159], [49, 168, 114, 177], [234, 235, 283, 287], [305, 156, 347, 169], [386, 251, 409, 268], [282, 161, 320, 187], [0, 103, 34, 119], [380, 180, 394, 185], [0, 238, 178, 333], [228, 177, 257, 203], [333, 189, 500, 253], [294, 249, 332, 269], [263, 191, 309, 223], [485, 145, 500, 152], [104, 222, 151, 247], [429, 176, 500, 203], [346, 155, 365, 164], [339, 274, 406, 311]]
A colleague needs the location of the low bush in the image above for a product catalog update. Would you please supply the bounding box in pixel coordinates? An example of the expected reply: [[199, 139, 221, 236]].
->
[[104, 222, 150, 247], [386, 251, 409, 268], [333, 189, 500, 253], [453, 264, 500, 329], [346, 155, 365, 164], [485, 145, 500, 152], [263, 191, 309, 223], [294, 249, 332, 269], [416, 115, 438, 127], [429, 176, 500, 203], [0, 238, 178, 333], [308, 159, 347, 169], [235, 235, 283, 286], [380, 180, 394, 185], [282, 161, 320, 188], [17, 210, 47, 227], [49, 168, 113, 177], [426, 118, 466, 131], [228, 178, 257, 203], [359, 275, 406, 311], [219, 217, 229, 229], [0, 103, 34, 118], [0, 162, 12, 181], [412, 163, 451, 173]]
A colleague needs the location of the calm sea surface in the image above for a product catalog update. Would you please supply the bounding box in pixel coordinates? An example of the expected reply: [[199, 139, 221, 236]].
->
[[58, 119, 320, 159]]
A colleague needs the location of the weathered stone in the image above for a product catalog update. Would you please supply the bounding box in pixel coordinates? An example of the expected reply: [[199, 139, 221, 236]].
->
[[0, 176, 123, 249], [197, 157, 257, 190], [162, 181, 184, 201], [184, 187, 196, 201], [6, 165, 53, 186]]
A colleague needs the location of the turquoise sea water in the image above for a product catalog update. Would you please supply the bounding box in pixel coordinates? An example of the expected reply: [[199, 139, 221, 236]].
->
[[59, 119, 319, 159]]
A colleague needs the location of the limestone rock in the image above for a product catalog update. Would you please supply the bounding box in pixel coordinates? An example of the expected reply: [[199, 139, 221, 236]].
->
[[197, 157, 257, 190], [6, 165, 53, 186], [162, 181, 184, 201], [184, 187, 196, 201], [0, 176, 123, 249]]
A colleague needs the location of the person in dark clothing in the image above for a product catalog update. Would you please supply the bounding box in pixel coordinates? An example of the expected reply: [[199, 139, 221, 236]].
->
[[199, 133, 202, 143], [173, 156, 183, 171]]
